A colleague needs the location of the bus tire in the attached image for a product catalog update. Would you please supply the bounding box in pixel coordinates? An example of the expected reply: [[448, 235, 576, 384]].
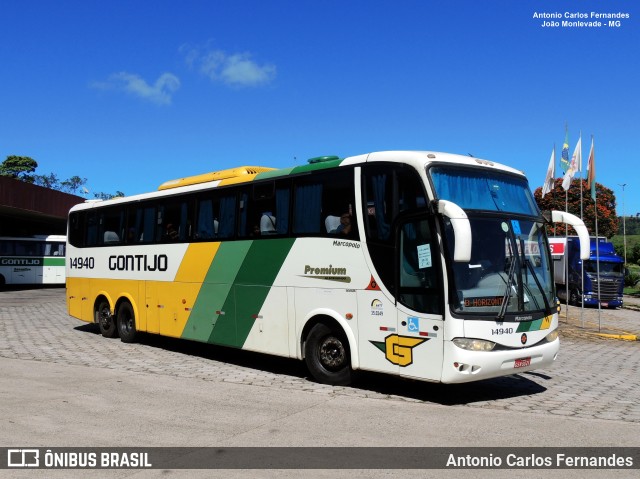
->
[[97, 300, 118, 338], [304, 322, 352, 386], [117, 302, 137, 343], [569, 289, 581, 306]]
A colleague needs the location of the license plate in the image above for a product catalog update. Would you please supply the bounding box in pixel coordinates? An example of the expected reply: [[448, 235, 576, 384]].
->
[[601, 302, 609, 307], [514, 357, 531, 368]]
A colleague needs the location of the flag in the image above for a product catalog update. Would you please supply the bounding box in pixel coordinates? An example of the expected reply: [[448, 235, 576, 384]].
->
[[560, 128, 570, 173], [542, 147, 555, 197], [586, 137, 596, 200], [562, 135, 581, 191]]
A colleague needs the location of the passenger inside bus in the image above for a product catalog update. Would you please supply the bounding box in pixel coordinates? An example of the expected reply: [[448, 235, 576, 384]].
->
[[329, 212, 352, 237], [260, 213, 277, 235]]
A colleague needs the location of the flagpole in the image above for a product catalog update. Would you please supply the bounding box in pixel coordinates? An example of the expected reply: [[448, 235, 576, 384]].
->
[[578, 132, 584, 327], [589, 134, 602, 329], [553, 144, 557, 236], [565, 188, 569, 320], [560, 124, 570, 320], [595, 195, 601, 330]]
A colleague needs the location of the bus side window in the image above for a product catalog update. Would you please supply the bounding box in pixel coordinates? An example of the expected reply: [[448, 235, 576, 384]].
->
[[293, 182, 322, 234], [364, 164, 427, 243], [86, 212, 99, 246], [68, 212, 84, 248], [293, 168, 356, 238], [0, 239, 14, 255]]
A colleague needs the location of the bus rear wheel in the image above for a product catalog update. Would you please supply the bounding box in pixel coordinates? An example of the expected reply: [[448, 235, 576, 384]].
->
[[304, 323, 352, 386], [117, 302, 137, 343], [96, 300, 117, 338]]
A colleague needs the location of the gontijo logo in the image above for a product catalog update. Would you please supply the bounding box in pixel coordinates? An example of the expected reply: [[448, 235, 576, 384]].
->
[[370, 334, 427, 366]]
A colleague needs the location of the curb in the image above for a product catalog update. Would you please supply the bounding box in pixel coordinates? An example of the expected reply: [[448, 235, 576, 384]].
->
[[558, 312, 639, 342], [588, 332, 638, 341]]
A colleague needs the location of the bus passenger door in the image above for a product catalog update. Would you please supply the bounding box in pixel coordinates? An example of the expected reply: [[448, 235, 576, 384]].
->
[[395, 215, 444, 382]]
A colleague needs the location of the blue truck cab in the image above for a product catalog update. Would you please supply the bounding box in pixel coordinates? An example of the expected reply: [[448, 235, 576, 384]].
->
[[549, 236, 624, 308]]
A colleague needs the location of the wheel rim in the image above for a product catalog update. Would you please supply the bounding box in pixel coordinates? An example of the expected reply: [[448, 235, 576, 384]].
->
[[123, 317, 133, 334], [120, 309, 134, 334], [99, 307, 112, 329], [318, 336, 346, 371]]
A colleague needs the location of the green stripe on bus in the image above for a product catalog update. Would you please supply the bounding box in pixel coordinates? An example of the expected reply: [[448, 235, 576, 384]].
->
[[233, 238, 295, 347], [205, 238, 295, 348], [255, 167, 296, 181], [43, 257, 65, 266], [516, 318, 543, 333], [182, 241, 253, 343], [289, 158, 343, 174]]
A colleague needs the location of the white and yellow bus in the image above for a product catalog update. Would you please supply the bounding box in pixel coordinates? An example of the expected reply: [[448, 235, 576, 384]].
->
[[0, 235, 66, 286], [66, 151, 589, 385]]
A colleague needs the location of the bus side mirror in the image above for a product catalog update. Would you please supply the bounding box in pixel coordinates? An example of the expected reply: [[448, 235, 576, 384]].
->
[[551, 210, 590, 260], [436, 200, 471, 262]]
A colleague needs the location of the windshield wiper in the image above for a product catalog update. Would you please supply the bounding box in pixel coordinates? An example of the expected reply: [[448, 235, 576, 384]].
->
[[498, 252, 517, 320], [524, 258, 551, 312]]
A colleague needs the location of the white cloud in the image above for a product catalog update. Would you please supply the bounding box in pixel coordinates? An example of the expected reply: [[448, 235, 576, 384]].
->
[[92, 72, 180, 105], [182, 44, 276, 87]]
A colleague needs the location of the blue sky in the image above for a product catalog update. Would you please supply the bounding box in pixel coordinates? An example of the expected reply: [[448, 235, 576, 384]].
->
[[2, 0, 639, 217]]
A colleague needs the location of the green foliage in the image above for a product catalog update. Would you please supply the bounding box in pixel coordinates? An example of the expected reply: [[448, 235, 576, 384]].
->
[[0, 156, 38, 182], [33, 172, 60, 189], [618, 216, 640, 235], [534, 178, 619, 239], [611, 235, 640, 265], [94, 191, 125, 200], [60, 176, 87, 194], [2, 155, 122, 197], [625, 272, 640, 288]]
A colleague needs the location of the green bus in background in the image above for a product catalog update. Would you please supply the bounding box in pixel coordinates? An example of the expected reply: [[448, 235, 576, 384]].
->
[[0, 235, 66, 286]]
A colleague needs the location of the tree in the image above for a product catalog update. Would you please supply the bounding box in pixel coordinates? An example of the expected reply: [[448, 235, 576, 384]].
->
[[1, 154, 123, 198], [33, 173, 61, 189], [0, 156, 38, 183], [533, 178, 619, 239], [93, 191, 125, 200], [60, 176, 87, 194]]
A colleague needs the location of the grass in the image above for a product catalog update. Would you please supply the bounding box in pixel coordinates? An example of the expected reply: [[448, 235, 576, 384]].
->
[[611, 234, 640, 259], [623, 263, 640, 296]]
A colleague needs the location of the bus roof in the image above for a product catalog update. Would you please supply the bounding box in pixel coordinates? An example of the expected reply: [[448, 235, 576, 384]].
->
[[0, 235, 66, 241], [69, 151, 525, 212]]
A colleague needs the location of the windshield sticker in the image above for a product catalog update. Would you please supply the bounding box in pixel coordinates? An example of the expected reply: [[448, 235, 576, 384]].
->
[[501, 222, 509, 233], [417, 244, 432, 268], [511, 220, 522, 235]]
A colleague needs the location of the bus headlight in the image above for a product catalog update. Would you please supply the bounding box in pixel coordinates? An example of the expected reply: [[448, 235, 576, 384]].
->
[[545, 330, 559, 342], [452, 338, 496, 351]]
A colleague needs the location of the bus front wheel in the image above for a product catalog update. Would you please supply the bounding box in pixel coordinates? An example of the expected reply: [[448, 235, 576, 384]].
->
[[117, 302, 137, 343], [304, 323, 352, 386], [97, 300, 118, 338]]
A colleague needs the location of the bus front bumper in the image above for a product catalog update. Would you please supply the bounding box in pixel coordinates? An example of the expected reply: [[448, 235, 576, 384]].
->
[[440, 337, 560, 384]]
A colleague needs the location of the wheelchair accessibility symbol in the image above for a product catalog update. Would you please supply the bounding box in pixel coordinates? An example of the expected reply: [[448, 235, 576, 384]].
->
[[407, 317, 420, 332]]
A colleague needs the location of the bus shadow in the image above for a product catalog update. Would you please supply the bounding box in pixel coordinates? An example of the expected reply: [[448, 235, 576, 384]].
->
[[74, 325, 548, 405], [350, 370, 548, 405]]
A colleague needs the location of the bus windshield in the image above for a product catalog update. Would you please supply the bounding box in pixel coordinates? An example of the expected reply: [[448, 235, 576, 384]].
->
[[444, 217, 554, 318], [430, 166, 539, 215]]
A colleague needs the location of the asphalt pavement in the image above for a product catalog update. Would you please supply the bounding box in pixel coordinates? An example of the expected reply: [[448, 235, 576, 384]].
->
[[558, 294, 640, 341], [0, 287, 639, 478]]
